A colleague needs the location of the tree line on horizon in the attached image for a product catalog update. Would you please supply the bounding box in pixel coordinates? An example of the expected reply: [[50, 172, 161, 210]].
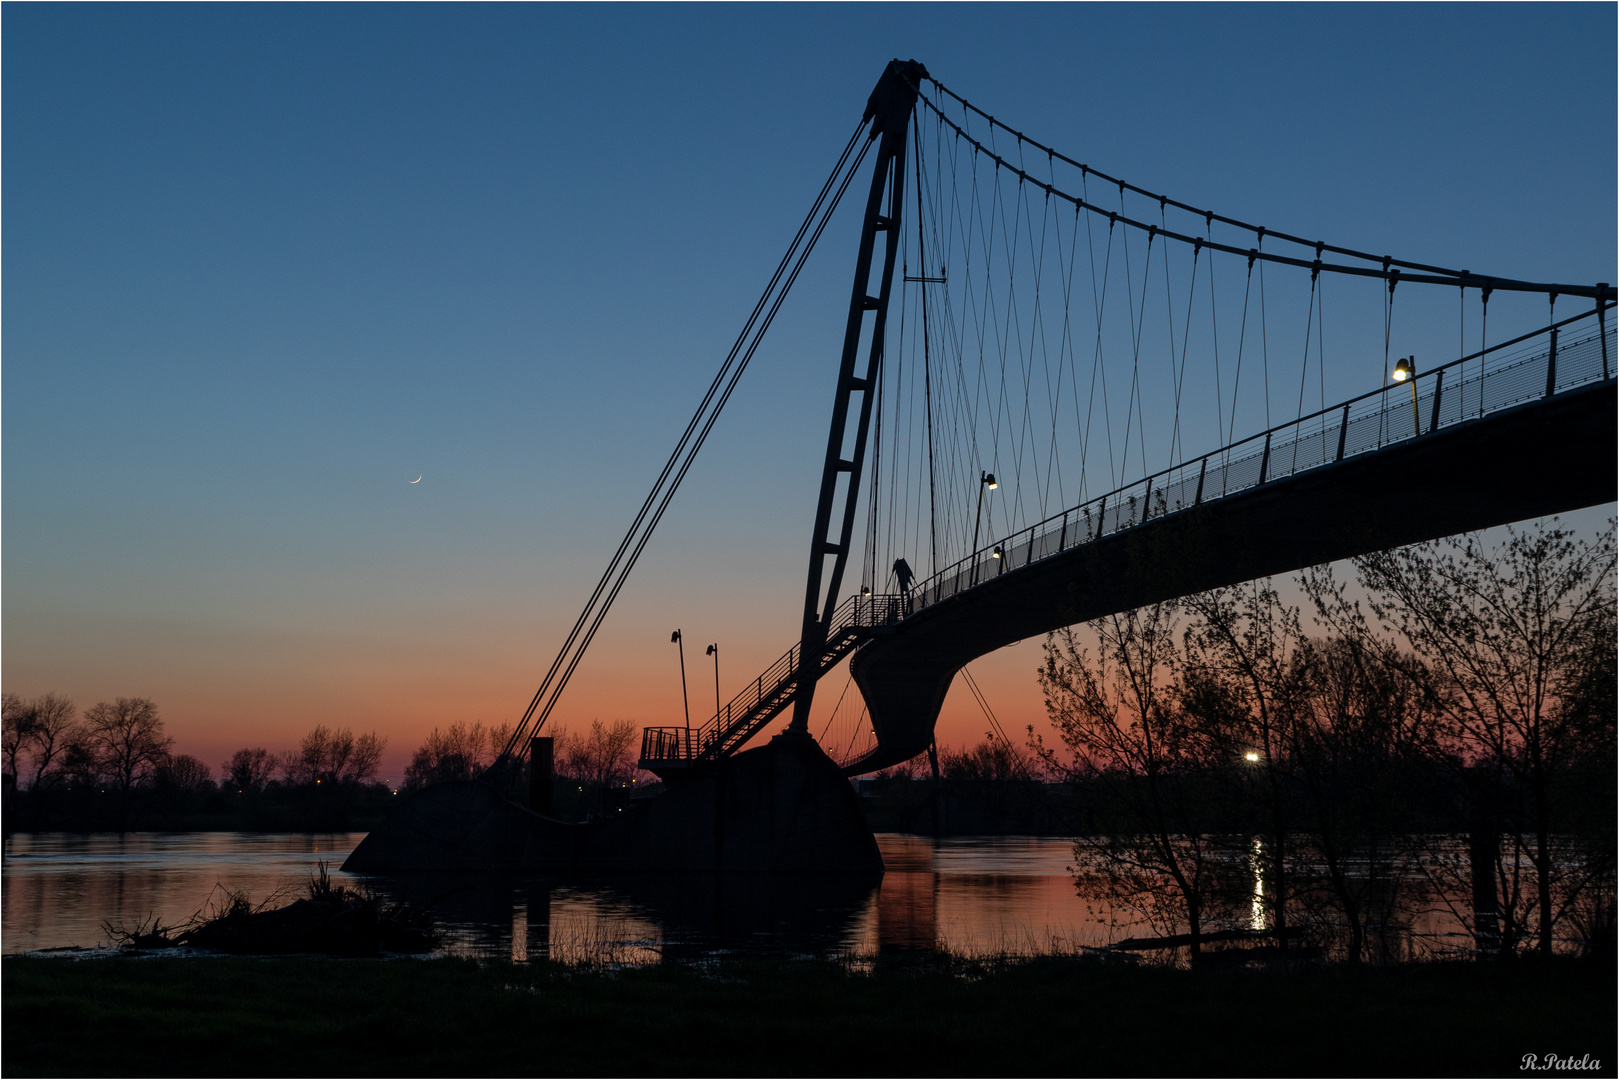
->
[[2, 687, 650, 830], [2, 699, 393, 831]]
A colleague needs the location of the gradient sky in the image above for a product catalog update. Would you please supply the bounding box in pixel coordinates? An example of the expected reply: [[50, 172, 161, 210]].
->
[[5, 4, 1615, 783]]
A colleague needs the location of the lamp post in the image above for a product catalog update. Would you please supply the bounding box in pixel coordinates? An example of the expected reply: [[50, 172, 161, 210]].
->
[[971, 471, 997, 584], [705, 643, 720, 725], [1392, 355, 1420, 436], [671, 630, 690, 754]]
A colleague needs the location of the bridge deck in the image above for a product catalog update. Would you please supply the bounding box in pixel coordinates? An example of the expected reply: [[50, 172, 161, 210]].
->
[[846, 376, 1617, 774]]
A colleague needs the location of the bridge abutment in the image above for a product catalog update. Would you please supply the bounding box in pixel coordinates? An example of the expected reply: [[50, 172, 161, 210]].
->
[[343, 729, 882, 874]]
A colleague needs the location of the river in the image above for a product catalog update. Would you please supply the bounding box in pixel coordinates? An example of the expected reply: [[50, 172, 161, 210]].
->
[[2, 831, 1474, 961]]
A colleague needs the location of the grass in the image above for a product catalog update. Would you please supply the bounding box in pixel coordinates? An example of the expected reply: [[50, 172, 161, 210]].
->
[[3, 953, 1613, 1077]]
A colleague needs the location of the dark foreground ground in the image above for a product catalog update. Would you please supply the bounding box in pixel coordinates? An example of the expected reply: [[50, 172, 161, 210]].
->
[[4, 953, 1613, 1077]]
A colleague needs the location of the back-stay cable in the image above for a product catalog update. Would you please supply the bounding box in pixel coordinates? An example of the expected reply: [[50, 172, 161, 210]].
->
[[520, 138, 873, 751], [492, 120, 873, 771]]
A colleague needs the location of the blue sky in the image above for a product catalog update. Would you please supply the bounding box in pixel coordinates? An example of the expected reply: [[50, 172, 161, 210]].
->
[[4, 4, 1614, 778]]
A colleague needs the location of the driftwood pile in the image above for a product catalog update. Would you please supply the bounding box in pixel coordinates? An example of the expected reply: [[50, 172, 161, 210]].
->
[[106, 864, 439, 956]]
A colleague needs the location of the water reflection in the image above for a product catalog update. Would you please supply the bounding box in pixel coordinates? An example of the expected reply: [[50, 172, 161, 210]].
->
[[1250, 836, 1267, 932], [4, 831, 1471, 961], [5, 831, 1100, 959], [2, 832, 362, 953]]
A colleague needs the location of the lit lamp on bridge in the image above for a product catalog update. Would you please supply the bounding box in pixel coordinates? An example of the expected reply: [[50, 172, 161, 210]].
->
[[992, 545, 1004, 560], [971, 472, 999, 583], [705, 643, 720, 730], [1392, 355, 1421, 435], [671, 630, 691, 753]]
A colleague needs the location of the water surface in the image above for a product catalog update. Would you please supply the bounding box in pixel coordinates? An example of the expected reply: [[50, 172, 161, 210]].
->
[[4, 830, 1470, 961], [3, 831, 1108, 960]]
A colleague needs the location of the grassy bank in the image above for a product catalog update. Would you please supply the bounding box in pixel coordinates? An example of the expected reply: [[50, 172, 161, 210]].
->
[[4, 953, 1613, 1077]]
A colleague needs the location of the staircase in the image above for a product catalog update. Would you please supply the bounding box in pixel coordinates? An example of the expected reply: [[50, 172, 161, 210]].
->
[[639, 594, 905, 773]]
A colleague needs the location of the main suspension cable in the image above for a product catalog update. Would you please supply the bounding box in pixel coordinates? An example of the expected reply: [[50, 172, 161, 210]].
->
[[492, 119, 874, 774]]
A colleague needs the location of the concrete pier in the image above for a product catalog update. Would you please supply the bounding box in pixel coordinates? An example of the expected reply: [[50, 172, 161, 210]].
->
[[342, 730, 882, 874]]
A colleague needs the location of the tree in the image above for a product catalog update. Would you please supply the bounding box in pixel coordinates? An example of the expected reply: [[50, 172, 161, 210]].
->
[[1291, 571, 1448, 961], [156, 754, 214, 793], [283, 726, 386, 787], [1179, 582, 1313, 958], [22, 693, 81, 789], [1035, 603, 1228, 955], [2, 693, 31, 786], [222, 748, 278, 795], [83, 698, 173, 810], [403, 721, 512, 792], [556, 720, 638, 787], [941, 736, 1026, 782], [1354, 521, 1617, 956]]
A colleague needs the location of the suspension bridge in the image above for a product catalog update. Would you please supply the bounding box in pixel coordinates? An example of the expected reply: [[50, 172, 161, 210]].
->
[[347, 60, 1614, 874]]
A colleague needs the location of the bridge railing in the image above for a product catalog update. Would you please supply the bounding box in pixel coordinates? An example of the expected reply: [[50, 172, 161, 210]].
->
[[914, 308, 1614, 612], [640, 593, 906, 767]]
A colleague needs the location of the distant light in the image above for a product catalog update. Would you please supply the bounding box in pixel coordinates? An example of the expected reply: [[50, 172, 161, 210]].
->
[[1244, 751, 1261, 763], [1392, 357, 1415, 383]]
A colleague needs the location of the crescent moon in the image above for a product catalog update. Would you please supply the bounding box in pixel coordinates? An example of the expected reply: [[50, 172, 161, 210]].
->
[[409, 475, 422, 484]]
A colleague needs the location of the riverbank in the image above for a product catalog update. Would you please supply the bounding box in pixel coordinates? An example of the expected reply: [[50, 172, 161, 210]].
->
[[4, 953, 1611, 1077]]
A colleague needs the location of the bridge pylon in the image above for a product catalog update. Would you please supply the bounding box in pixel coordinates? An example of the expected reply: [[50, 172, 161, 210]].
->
[[788, 59, 927, 736]]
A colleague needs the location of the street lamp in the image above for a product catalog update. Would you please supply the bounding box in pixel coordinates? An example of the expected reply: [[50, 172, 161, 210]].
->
[[705, 642, 720, 725], [1243, 750, 1261, 763], [1392, 355, 1420, 435], [971, 471, 998, 583], [671, 630, 690, 752]]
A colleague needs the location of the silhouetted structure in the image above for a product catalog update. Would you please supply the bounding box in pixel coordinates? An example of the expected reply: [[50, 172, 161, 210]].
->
[[347, 59, 1615, 875]]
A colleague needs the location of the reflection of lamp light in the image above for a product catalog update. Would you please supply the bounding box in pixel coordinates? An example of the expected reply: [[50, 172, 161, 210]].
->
[[1244, 751, 1261, 763]]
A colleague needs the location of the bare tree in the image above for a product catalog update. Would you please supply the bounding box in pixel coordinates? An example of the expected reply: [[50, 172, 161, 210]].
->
[[941, 736, 1026, 782], [1180, 582, 1313, 958], [1289, 570, 1449, 961], [402, 721, 513, 791], [156, 754, 213, 792], [2, 693, 31, 786], [23, 693, 81, 789], [1355, 521, 1617, 956], [1035, 603, 1228, 955], [555, 720, 638, 787], [222, 748, 278, 795], [83, 697, 173, 815], [83, 697, 170, 792], [283, 725, 386, 787]]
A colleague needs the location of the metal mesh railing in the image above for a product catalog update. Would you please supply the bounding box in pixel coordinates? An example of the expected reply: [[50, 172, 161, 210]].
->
[[914, 311, 1613, 612], [640, 593, 905, 766]]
